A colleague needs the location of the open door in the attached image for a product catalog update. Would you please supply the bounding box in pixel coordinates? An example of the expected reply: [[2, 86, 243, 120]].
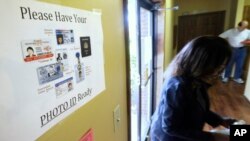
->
[[138, 4, 154, 141], [126, 0, 157, 141]]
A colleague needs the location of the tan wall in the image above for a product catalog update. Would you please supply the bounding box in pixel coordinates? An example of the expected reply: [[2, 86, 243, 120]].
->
[[245, 0, 250, 5], [243, 0, 250, 101], [164, 0, 174, 68], [235, 0, 250, 102], [235, 0, 245, 25], [174, 0, 232, 29], [38, 0, 128, 141]]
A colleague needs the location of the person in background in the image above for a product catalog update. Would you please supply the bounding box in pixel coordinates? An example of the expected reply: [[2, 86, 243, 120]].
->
[[219, 20, 250, 84], [150, 36, 237, 141]]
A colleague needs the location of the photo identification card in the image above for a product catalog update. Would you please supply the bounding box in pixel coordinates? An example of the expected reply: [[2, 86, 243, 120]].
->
[[56, 29, 74, 45], [21, 39, 53, 62], [37, 63, 63, 85], [55, 77, 73, 98]]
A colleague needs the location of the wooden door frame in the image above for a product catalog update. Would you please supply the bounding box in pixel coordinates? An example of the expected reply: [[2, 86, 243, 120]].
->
[[122, 0, 131, 141]]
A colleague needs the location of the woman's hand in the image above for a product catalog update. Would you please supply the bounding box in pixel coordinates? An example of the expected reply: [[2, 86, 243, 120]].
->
[[211, 133, 229, 141], [221, 117, 237, 128]]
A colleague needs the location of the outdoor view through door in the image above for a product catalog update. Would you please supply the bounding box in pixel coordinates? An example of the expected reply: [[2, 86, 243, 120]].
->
[[140, 7, 153, 141], [127, 0, 155, 141]]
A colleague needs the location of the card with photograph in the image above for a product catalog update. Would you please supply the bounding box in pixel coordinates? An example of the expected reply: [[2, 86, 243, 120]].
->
[[56, 29, 74, 45], [21, 39, 53, 62], [55, 77, 73, 98], [37, 63, 63, 85], [80, 36, 91, 57], [75, 63, 85, 83]]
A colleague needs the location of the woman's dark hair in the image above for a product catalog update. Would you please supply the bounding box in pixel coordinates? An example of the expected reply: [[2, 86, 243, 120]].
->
[[165, 36, 231, 79]]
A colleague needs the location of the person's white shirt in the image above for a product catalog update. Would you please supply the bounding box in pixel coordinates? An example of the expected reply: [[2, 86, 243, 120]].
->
[[219, 28, 250, 48]]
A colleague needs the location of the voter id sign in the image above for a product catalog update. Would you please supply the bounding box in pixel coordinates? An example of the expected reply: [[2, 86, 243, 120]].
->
[[230, 125, 250, 141]]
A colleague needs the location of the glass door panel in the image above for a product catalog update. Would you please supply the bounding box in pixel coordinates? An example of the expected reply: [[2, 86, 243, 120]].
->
[[128, 0, 140, 141], [139, 7, 153, 141], [127, 1, 154, 141]]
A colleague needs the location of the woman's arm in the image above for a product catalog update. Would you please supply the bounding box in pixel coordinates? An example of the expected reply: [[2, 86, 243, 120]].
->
[[205, 111, 237, 128], [161, 83, 214, 141]]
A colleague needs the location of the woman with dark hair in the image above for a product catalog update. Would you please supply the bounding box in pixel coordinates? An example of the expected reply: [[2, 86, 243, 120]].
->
[[150, 36, 237, 141]]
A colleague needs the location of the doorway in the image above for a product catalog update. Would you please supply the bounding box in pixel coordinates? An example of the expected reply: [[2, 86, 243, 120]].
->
[[127, 0, 156, 141]]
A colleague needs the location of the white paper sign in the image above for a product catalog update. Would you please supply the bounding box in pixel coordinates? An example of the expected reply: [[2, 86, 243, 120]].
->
[[0, 0, 105, 140]]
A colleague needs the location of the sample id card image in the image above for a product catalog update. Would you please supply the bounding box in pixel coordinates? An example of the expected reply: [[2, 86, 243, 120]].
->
[[55, 77, 73, 98], [21, 39, 53, 62], [37, 63, 63, 85], [55, 49, 69, 72], [75, 63, 85, 83], [56, 29, 74, 45]]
